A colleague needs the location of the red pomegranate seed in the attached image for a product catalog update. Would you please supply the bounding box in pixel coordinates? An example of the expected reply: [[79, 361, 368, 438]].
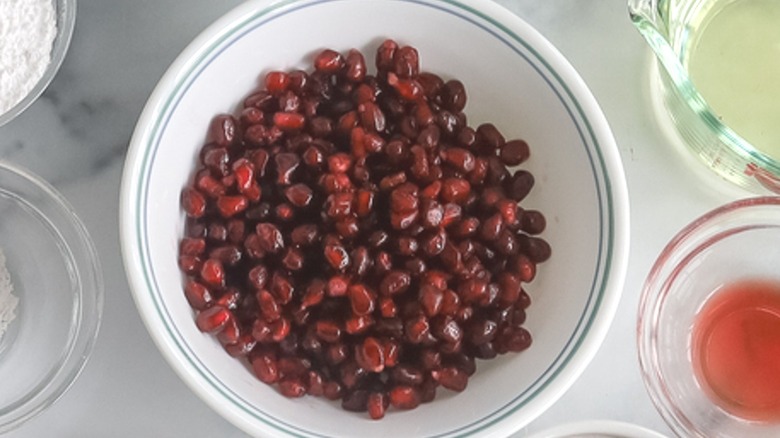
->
[[252, 352, 280, 383], [520, 209, 547, 235], [275, 152, 300, 185], [358, 101, 386, 132], [328, 153, 353, 174], [196, 306, 231, 333], [216, 195, 248, 218], [206, 114, 237, 147], [255, 223, 285, 254], [345, 49, 366, 82], [431, 366, 468, 392], [314, 49, 345, 73], [200, 258, 225, 288], [284, 184, 313, 207], [441, 178, 471, 204], [419, 284, 443, 317], [184, 279, 213, 310], [387, 72, 423, 101], [315, 320, 342, 343], [443, 147, 476, 173], [181, 187, 206, 218], [273, 112, 305, 131], [355, 336, 385, 373], [392, 45, 419, 78], [367, 392, 388, 420], [196, 173, 226, 198], [389, 386, 421, 410], [327, 275, 349, 297], [379, 270, 411, 296], [500, 139, 530, 166], [279, 378, 307, 398], [265, 71, 290, 94], [324, 243, 350, 271], [375, 39, 398, 72], [347, 283, 374, 315]]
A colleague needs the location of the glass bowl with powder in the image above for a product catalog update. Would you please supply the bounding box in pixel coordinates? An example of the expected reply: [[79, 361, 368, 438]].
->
[[0, 160, 102, 433], [0, 0, 77, 127]]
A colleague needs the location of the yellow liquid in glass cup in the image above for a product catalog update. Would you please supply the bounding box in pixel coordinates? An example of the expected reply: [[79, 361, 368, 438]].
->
[[630, 0, 780, 193], [688, 0, 780, 161]]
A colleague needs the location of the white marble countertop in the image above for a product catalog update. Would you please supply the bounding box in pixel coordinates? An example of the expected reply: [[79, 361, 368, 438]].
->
[[1, 0, 752, 436]]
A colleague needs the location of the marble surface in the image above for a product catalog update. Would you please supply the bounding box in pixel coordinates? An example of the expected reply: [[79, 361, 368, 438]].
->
[[0, 0, 751, 436]]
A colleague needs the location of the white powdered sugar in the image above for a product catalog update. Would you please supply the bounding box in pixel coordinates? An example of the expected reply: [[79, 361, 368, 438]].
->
[[0, 247, 18, 340], [0, 0, 57, 115]]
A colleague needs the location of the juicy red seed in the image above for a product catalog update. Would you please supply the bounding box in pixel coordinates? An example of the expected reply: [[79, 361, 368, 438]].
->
[[327, 275, 350, 297], [500, 139, 530, 166], [521, 209, 547, 235], [275, 152, 300, 185], [324, 244, 350, 271], [282, 247, 305, 271], [325, 192, 354, 218], [393, 45, 419, 78], [279, 378, 307, 398], [184, 279, 213, 310], [477, 123, 505, 149], [207, 114, 237, 147], [302, 280, 326, 308], [419, 284, 443, 317], [389, 386, 421, 410], [200, 258, 225, 288], [440, 79, 467, 112], [358, 101, 386, 132], [314, 49, 345, 73], [441, 178, 471, 204], [196, 174, 225, 198], [443, 147, 476, 173], [265, 71, 290, 94], [216, 195, 248, 218], [258, 290, 281, 321], [380, 270, 411, 296], [181, 187, 206, 218], [256, 223, 285, 253], [479, 213, 504, 241], [196, 306, 231, 333], [387, 72, 423, 101], [441, 203, 462, 228], [367, 392, 387, 420], [291, 224, 320, 246], [348, 284, 375, 316], [405, 315, 430, 344], [345, 314, 373, 335], [252, 353, 280, 384], [328, 153, 353, 173], [500, 326, 533, 352], [390, 183, 419, 213], [375, 39, 398, 72], [180, 237, 206, 256], [431, 367, 468, 392], [284, 184, 313, 207], [315, 320, 342, 343], [355, 336, 385, 373], [345, 49, 367, 82], [209, 245, 241, 266], [420, 199, 444, 229], [274, 112, 305, 131]]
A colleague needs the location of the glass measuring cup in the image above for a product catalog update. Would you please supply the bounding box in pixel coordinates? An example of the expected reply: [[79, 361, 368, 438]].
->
[[629, 0, 780, 194]]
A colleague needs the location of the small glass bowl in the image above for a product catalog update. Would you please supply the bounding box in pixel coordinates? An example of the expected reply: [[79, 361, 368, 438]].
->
[[0, 0, 77, 127], [638, 197, 780, 437], [0, 161, 103, 433]]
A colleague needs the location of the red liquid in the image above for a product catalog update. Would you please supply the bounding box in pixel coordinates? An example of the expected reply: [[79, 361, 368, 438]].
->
[[691, 279, 780, 422]]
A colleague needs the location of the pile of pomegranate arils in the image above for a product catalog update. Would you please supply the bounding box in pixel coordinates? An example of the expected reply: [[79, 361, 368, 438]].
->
[[178, 39, 550, 419]]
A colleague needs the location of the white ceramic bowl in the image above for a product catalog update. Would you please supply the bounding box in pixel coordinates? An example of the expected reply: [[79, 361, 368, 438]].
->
[[528, 420, 669, 438], [120, 0, 630, 436]]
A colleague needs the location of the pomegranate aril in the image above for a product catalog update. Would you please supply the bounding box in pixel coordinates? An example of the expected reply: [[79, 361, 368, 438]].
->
[[265, 71, 291, 94], [252, 352, 280, 383], [284, 184, 313, 207], [200, 258, 225, 288], [184, 279, 213, 310], [196, 306, 231, 333], [324, 243, 350, 271], [441, 178, 471, 204], [389, 386, 421, 410], [349, 284, 375, 316], [500, 139, 530, 166], [345, 49, 366, 82], [181, 187, 206, 218], [431, 366, 468, 392], [520, 209, 547, 235], [206, 114, 237, 147], [442, 147, 476, 173], [505, 169, 535, 201], [216, 195, 248, 218], [355, 336, 385, 373], [367, 392, 388, 420]]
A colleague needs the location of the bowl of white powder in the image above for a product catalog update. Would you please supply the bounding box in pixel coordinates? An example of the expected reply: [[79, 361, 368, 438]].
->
[[0, 0, 76, 127], [0, 160, 103, 433]]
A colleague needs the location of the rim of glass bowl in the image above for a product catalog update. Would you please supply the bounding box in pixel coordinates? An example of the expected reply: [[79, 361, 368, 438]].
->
[[119, 0, 630, 436], [637, 196, 780, 436], [0, 0, 77, 128], [0, 160, 103, 433]]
